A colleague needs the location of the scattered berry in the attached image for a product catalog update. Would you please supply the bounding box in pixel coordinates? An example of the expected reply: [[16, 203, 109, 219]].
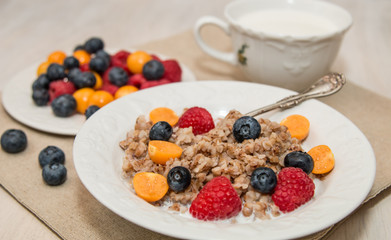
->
[[178, 107, 215, 135], [63, 56, 80, 70], [142, 60, 165, 80], [126, 50, 152, 74], [167, 166, 191, 193], [233, 116, 261, 143], [46, 63, 67, 81], [149, 121, 173, 141], [38, 145, 65, 168], [42, 162, 67, 186], [72, 71, 96, 89], [189, 176, 242, 221], [284, 151, 314, 174], [162, 60, 181, 82], [51, 94, 77, 117], [48, 80, 76, 102], [32, 74, 50, 90], [132, 172, 168, 202], [1, 129, 27, 153], [148, 140, 182, 165], [85, 105, 100, 119], [250, 167, 277, 194], [108, 67, 128, 87], [272, 167, 315, 212], [32, 88, 50, 106], [114, 85, 138, 99], [84, 37, 104, 54], [89, 56, 109, 73]]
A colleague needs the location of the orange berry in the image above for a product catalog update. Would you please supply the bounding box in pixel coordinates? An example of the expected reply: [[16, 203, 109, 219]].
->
[[92, 72, 103, 90], [37, 61, 51, 76], [87, 90, 114, 108], [132, 172, 169, 202], [73, 50, 91, 65], [114, 85, 138, 99], [308, 145, 335, 174], [148, 140, 182, 165], [47, 50, 67, 64], [73, 88, 95, 114], [280, 114, 310, 141], [126, 51, 152, 74], [149, 107, 179, 126]]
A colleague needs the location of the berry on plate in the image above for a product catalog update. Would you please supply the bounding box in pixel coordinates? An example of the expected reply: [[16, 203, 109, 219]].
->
[[132, 172, 168, 202], [250, 167, 277, 194], [142, 60, 165, 80], [128, 73, 147, 88], [189, 176, 242, 221], [87, 90, 114, 108], [149, 107, 179, 126], [51, 94, 77, 117], [108, 67, 129, 87], [177, 107, 215, 135], [38, 145, 65, 168], [272, 167, 315, 212], [46, 63, 67, 81], [32, 88, 50, 106], [84, 37, 104, 54], [284, 151, 314, 174], [32, 74, 50, 90], [126, 50, 152, 74], [72, 88, 95, 114], [162, 60, 181, 82], [63, 56, 80, 70], [42, 162, 67, 186], [89, 56, 109, 73], [167, 166, 191, 193], [1, 129, 27, 153], [139, 79, 170, 89], [114, 85, 138, 99], [72, 71, 96, 89], [148, 140, 183, 165], [48, 80, 76, 102], [85, 105, 100, 119], [73, 49, 91, 65], [149, 121, 173, 141], [233, 116, 261, 143]]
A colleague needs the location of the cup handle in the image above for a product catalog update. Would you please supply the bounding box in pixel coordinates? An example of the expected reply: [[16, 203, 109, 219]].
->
[[194, 16, 237, 65]]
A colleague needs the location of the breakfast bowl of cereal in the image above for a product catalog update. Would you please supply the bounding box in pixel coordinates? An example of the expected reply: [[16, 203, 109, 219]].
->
[[73, 80, 375, 240]]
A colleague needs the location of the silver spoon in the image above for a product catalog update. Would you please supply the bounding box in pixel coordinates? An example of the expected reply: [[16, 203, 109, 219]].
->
[[246, 72, 346, 117]]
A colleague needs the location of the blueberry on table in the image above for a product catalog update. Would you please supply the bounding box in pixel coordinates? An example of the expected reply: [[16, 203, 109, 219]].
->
[[149, 121, 173, 141], [284, 151, 314, 174], [142, 60, 165, 80], [32, 74, 50, 90], [63, 56, 80, 70], [233, 116, 261, 143], [51, 94, 77, 117], [72, 71, 96, 88], [250, 167, 277, 194], [1, 129, 27, 153], [108, 67, 128, 87], [84, 37, 104, 54], [84, 105, 100, 119], [38, 145, 65, 168], [32, 88, 50, 106], [42, 162, 67, 186], [46, 63, 67, 81], [89, 56, 109, 73], [167, 166, 191, 193]]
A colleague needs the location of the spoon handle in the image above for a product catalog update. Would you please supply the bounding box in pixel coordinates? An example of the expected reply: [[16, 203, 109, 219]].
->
[[246, 73, 346, 117]]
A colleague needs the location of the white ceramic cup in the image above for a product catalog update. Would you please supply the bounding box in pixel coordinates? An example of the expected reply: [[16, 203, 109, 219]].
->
[[194, 0, 352, 91]]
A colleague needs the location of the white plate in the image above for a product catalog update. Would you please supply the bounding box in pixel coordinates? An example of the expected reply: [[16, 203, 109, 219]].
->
[[1, 52, 196, 136], [73, 81, 376, 240]]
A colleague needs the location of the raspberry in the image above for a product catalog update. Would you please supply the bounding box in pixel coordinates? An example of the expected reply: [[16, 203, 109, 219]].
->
[[102, 66, 114, 84], [189, 176, 242, 221], [79, 63, 90, 72], [49, 80, 76, 102], [162, 60, 181, 82], [140, 79, 170, 90], [100, 83, 118, 96], [128, 73, 147, 88], [272, 167, 315, 213], [111, 50, 131, 74], [178, 107, 215, 135]]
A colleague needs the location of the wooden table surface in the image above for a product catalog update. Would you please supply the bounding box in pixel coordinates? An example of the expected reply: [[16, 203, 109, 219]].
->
[[1, 0, 390, 239]]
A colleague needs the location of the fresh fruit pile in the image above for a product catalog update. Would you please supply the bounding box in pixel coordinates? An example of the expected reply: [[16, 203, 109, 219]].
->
[[31, 37, 182, 118], [121, 107, 336, 221]]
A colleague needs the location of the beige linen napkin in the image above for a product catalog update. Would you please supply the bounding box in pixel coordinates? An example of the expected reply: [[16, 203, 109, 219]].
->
[[1, 29, 390, 240]]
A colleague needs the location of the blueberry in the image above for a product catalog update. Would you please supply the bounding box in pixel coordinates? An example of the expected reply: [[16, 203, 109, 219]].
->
[[95, 50, 111, 65], [32, 74, 50, 90], [42, 162, 67, 186], [51, 94, 77, 117], [32, 88, 49, 106], [108, 67, 128, 86], [89, 56, 109, 73], [284, 151, 314, 174], [67, 68, 82, 83], [250, 167, 277, 194], [38, 145, 65, 168], [72, 71, 96, 88], [167, 166, 191, 192], [142, 60, 165, 80], [149, 121, 173, 141], [74, 44, 85, 52], [85, 105, 100, 119], [84, 37, 104, 54], [233, 116, 261, 143], [1, 129, 27, 153], [63, 56, 80, 70], [46, 63, 67, 81]]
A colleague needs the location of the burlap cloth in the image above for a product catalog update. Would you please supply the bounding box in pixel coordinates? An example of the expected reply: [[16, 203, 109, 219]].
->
[[1, 29, 390, 240]]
